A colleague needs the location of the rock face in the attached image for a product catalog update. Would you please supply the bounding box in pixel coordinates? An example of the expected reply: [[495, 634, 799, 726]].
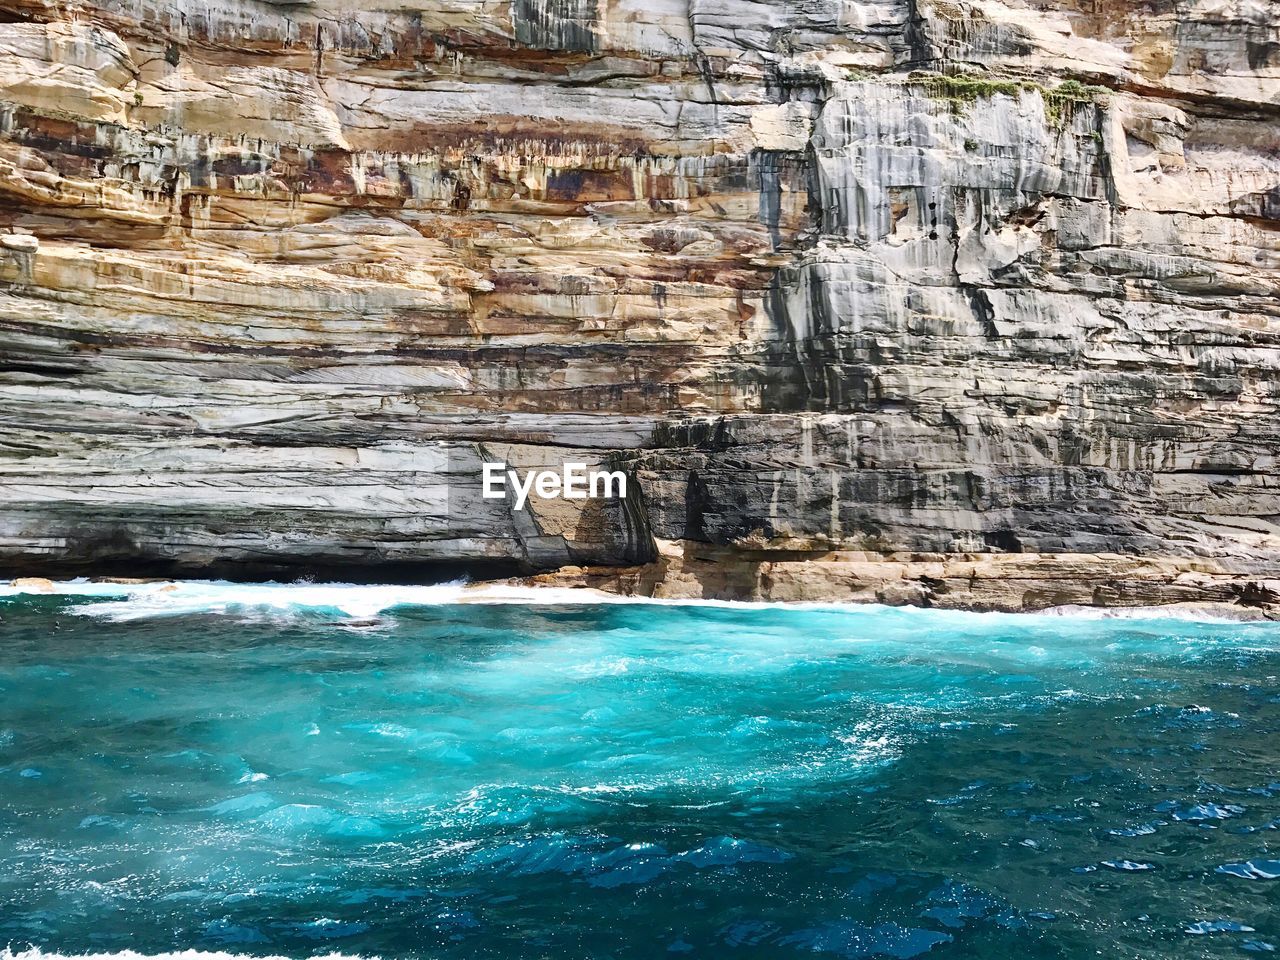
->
[[0, 0, 1278, 609]]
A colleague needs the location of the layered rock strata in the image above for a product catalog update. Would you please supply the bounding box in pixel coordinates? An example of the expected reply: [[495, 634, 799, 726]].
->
[[0, 0, 1278, 610]]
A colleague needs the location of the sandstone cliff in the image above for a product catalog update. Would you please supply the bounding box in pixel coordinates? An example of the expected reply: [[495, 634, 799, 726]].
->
[[0, 0, 1278, 610]]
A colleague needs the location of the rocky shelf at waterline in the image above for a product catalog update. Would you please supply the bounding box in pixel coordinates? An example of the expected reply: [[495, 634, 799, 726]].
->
[[510, 541, 1280, 618], [0, 0, 1277, 610]]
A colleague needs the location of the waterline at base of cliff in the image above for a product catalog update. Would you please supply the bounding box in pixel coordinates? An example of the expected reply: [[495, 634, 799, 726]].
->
[[2, 571, 1277, 623]]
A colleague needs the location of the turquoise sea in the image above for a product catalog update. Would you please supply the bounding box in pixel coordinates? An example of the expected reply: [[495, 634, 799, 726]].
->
[[0, 582, 1278, 959]]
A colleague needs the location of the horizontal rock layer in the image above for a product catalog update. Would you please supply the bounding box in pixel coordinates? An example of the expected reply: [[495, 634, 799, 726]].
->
[[0, 0, 1278, 608]]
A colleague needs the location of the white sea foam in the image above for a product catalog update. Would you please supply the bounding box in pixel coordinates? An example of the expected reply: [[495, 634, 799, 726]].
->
[[0, 577, 1267, 625], [0, 577, 626, 620], [72, 581, 476, 622]]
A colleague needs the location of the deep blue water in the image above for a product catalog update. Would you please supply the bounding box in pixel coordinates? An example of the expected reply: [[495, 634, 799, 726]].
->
[[1, 584, 1279, 959]]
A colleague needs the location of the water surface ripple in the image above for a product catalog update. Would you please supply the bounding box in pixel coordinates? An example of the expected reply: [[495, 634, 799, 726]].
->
[[1, 591, 1278, 958]]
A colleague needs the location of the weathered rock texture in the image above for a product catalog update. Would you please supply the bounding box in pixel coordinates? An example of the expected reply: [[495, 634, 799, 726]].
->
[[0, 0, 1278, 609]]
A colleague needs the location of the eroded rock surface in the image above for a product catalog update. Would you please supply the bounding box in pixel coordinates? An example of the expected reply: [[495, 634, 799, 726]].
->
[[0, 0, 1277, 608]]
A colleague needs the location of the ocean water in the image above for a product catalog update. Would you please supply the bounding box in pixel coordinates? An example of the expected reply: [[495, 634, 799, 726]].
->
[[1, 583, 1278, 960]]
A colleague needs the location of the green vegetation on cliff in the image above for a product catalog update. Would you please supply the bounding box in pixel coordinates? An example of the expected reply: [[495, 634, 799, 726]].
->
[[842, 70, 1110, 125]]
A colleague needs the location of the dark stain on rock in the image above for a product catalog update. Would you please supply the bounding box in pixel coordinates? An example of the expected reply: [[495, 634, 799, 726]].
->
[[451, 180, 472, 212], [545, 167, 634, 202], [512, 0, 600, 52]]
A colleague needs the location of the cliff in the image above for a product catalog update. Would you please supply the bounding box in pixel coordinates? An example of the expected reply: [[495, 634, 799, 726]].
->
[[1, 0, 1278, 610]]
